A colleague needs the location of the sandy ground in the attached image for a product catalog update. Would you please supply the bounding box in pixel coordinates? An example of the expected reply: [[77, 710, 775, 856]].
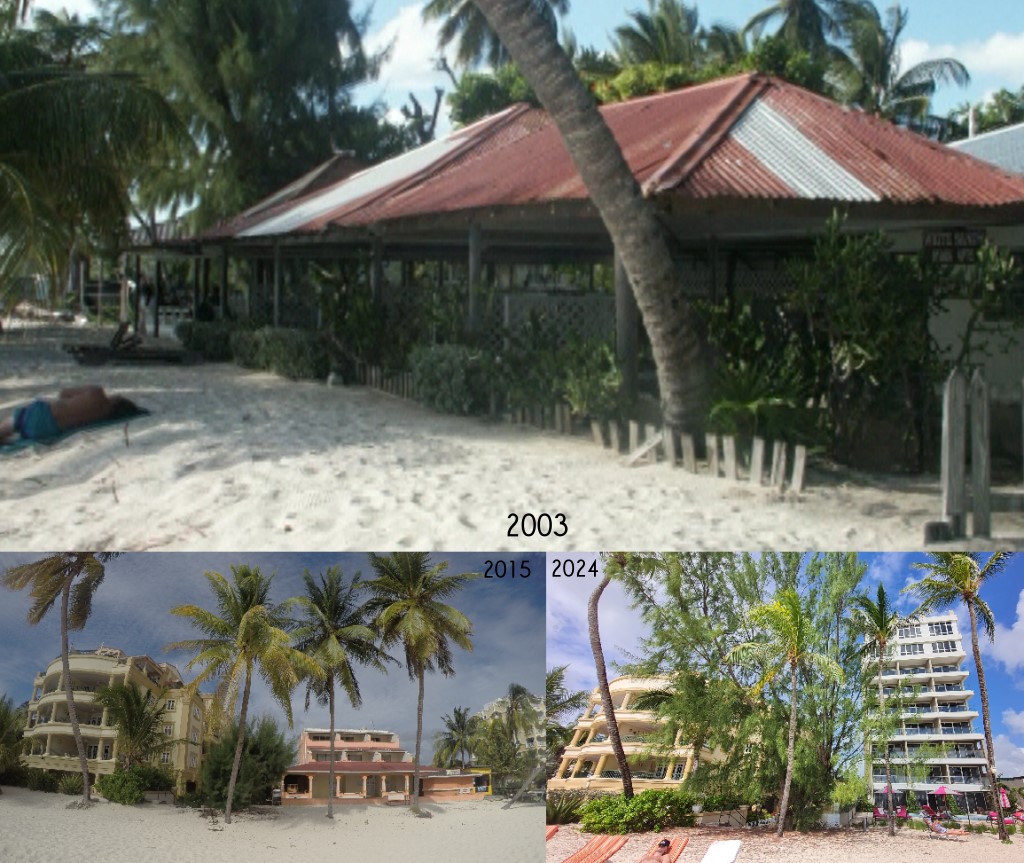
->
[[0, 786, 543, 863], [545, 822, 1023, 863], [3, 322, 1022, 551]]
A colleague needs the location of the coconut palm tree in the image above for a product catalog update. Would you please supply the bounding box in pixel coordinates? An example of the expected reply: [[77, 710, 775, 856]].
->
[[730, 586, 843, 836], [167, 564, 320, 824], [850, 582, 910, 835], [588, 572, 634, 797], [364, 553, 477, 813], [92, 683, 169, 770], [472, 0, 706, 434], [904, 552, 1012, 840], [743, 0, 844, 57], [0, 694, 25, 795], [2, 552, 117, 806], [611, 0, 703, 67], [836, 4, 968, 127], [291, 566, 390, 818], [424, 0, 569, 69], [544, 665, 588, 775], [434, 705, 479, 768], [503, 682, 540, 747]]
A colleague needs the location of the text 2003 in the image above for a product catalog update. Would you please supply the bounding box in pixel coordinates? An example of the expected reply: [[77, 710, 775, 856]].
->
[[507, 512, 568, 537]]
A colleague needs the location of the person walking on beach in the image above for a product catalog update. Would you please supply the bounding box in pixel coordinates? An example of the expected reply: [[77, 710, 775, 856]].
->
[[1, 386, 141, 443]]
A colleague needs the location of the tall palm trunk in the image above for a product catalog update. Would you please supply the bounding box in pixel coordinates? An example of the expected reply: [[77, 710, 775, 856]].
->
[[412, 668, 425, 812], [777, 660, 799, 838], [61, 580, 92, 807], [327, 683, 336, 819], [588, 575, 633, 798], [473, 0, 705, 430], [968, 602, 1007, 839], [877, 661, 896, 835], [225, 665, 252, 824]]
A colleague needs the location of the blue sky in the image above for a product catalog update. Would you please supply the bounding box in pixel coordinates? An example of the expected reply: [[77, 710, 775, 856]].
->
[[33, 1, 1024, 136], [546, 552, 1024, 778], [0, 552, 546, 757]]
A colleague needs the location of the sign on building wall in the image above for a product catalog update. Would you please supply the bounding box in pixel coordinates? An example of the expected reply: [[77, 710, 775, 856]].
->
[[923, 228, 987, 264]]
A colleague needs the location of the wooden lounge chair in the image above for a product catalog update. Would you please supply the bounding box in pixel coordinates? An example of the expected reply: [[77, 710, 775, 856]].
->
[[558, 834, 628, 863], [546, 826, 560, 841], [697, 840, 742, 863]]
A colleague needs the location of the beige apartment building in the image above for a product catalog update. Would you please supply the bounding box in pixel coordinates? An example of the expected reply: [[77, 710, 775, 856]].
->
[[22, 646, 215, 794], [548, 675, 705, 794]]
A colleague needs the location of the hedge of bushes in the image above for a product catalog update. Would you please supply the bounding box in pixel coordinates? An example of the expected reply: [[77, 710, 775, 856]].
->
[[579, 789, 699, 834], [95, 765, 175, 805], [410, 344, 488, 415], [176, 321, 331, 380]]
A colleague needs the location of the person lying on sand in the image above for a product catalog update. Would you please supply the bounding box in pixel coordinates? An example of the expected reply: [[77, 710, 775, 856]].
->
[[926, 816, 968, 836], [0, 386, 141, 443], [637, 839, 673, 863]]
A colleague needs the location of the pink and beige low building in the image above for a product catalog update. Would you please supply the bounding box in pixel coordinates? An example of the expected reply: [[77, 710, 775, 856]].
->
[[280, 728, 490, 804]]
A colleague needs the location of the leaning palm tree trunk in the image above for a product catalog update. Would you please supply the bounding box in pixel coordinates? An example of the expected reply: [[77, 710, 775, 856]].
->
[[588, 575, 634, 798], [224, 668, 253, 824], [502, 760, 546, 810], [473, 0, 705, 429], [777, 660, 799, 838], [969, 602, 1007, 839], [61, 580, 92, 806]]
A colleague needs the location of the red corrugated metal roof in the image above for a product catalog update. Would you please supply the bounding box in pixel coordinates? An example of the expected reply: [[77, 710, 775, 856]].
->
[[219, 73, 1024, 240]]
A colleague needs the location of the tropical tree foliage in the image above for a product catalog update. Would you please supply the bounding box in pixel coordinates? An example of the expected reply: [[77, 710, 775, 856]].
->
[[2, 552, 118, 806], [612, 0, 702, 67], [92, 683, 170, 770], [0, 694, 25, 792], [424, 0, 569, 69], [904, 552, 1012, 840], [545, 665, 588, 774], [291, 566, 389, 818], [433, 705, 480, 768], [365, 553, 477, 813], [201, 715, 294, 809], [168, 565, 320, 823]]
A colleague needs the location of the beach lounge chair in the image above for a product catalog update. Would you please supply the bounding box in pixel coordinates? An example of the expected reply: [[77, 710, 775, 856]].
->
[[547, 826, 560, 841], [638, 836, 689, 863], [921, 804, 938, 819], [895, 806, 909, 821], [924, 815, 967, 841], [697, 840, 742, 863], [873, 807, 888, 823], [558, 834, 628, 863]]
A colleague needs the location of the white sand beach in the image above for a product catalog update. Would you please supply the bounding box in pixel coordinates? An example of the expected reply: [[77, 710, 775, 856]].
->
[[546, 822, 1023, 863], [0, 786, 543, 863], [3, 323, 1021, 551]]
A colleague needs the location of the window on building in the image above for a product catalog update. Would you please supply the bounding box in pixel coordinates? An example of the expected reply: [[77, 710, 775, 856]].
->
[[87, 744, 98, 759], [900, 643, 924, 656], [928, 621, 954, 636], [193, 706, 200, 719], [898, 625, 922, 639], [161, 751, 171, 764], [191, 730, 199, 743], [672, 763, 685, 780], [103, 746, 111, 759], [164, 699, 175, 711], [933, 641, 957, 654], [163, 724, 173, 737], [189, 754, 197, 768]]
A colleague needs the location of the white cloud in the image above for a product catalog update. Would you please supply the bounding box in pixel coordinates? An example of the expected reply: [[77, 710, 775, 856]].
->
[[984, 589, 1024, 675], [1004, 709, 1024, 736], [994, 733, 1024, 777], [901, 32, 1024, 83], [31, 0, 99, 19]]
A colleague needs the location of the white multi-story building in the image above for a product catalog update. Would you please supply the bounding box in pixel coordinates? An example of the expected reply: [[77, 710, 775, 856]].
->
[[866, 612, 990, 812]]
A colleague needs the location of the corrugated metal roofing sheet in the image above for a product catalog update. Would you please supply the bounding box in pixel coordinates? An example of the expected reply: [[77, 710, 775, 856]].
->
[[950, 122, 1024, 176], [214, 73, 1024, 240]]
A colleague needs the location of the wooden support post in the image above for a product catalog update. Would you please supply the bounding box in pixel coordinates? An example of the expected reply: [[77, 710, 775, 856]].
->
[[467, 223, 481, 333], [722, 435, 737, 480], [609, 421, 621, 454], [680, 434, 696, 472], [272, 240, 282, 327], [627, 431, 663, 466], [664, 428, 679, 468], [706, 434, 720, 478], [941, 368, 968, 538], [971, 369, 991, 538], [614, 249, 639, 402], [219, 245, 229, 318], [791, 445, 807, 493], [750, 437, 766, 486], [591, 420, 605, 448], [629, 420, 639, 453], [153, 258, 163, 337], [645, 424, 658, 459], [770, 441, 787, 491]]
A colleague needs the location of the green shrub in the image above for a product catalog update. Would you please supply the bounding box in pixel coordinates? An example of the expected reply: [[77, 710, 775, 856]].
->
[[580, 789, 697, 834], [176, 320, 238, 361], [546, 790, 592, 824], [201, 716, 293, 810], [0, 761, 29, 787], [562, 340, 622, 421], [128, 763, 175, 792], [260, 328, 330, 380], [410, 343, 487, 415], [57, 772, 84, 795], [26, 768, 59, 792], [96, 769, 146, 805]]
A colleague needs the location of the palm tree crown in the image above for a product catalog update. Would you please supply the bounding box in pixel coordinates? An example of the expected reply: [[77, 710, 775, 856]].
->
[[434, 705, 479, 768], [168, 564, 320, 823], [93, 682, 170, 770], [612, 0, 702, 67]]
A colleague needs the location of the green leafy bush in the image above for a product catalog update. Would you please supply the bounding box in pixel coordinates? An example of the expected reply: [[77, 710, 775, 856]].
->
[[580, 789, 697, 834], [129, 763, 175, 792], [201, 716, 293, 810], [26, 768, 59, 792], [176, 320, 238, 361], [0, 761, 29, 787], [546, 790, 592, 825], [260, 328, 330, 380], [57, 771, 84, 795], [410, 344, 487, 415], [96, 769, 146, 804], [562, 340, 622, 421], [229, 328, 267, 369]]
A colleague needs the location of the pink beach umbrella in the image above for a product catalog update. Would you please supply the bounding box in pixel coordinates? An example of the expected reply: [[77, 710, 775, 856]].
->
[[1000, 787, 1011, 811]]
